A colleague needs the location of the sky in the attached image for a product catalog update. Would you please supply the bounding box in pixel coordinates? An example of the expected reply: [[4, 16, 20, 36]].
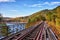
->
[[0, 0, 60, 18]]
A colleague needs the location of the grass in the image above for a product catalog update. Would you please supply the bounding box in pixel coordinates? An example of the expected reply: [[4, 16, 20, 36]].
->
[[47, 21, 60, 40], [25, 21, 41, 28], [0, 23, 6, 26]]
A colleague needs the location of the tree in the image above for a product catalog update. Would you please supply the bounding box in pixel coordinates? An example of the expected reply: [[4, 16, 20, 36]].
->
[[0, 13, 3, 22], [40, 16, 46, 21], [52, 14, 57, 23], [46, 12, 53, 21], [28, 19, 31, 23], [1, 26, 8, 36]]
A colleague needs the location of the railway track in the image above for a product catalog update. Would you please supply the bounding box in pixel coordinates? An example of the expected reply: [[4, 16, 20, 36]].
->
[[22, 22, 44, 40], [46, 28, 57, 40], [1, 21, 58, 40], [44, 22, 58, 40]]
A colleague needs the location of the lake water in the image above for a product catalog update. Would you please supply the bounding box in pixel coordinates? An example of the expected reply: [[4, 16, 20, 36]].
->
[[0, 22, 26, 39]]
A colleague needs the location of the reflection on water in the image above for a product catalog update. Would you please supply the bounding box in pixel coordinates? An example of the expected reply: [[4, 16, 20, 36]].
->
[[0, 22, 26, 39]]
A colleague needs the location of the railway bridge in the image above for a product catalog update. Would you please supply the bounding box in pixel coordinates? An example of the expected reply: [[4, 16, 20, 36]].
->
[[1, 22, 58, 40]]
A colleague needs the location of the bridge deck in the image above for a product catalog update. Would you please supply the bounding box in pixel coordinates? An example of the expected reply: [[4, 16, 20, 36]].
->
[[1, 22, 58, 40]]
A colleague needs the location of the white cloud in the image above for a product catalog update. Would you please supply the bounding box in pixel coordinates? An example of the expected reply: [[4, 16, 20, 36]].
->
[[10, 10, 17, 11], [30, 4, 42, 7], [29, 4, 42, 7], [24, 2, 60, 7], [0, 0, 16, 2], [43, 2, 49, 5], [24, 4, 42, 7], [43, 2, 60, 5], [51, 2, 60, 4]]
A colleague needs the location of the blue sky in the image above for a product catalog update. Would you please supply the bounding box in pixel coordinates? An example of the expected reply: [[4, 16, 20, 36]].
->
[[0, 0, 60, 18]]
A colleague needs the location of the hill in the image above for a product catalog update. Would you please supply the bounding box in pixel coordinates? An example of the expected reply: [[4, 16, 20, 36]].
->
[[25, 6, 60, 39], [26, 6, 60, 26], [9, 6, 60, 27]]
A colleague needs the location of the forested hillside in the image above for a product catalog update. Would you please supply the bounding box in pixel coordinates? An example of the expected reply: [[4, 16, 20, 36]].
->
[[25, 6, 60, 39]]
